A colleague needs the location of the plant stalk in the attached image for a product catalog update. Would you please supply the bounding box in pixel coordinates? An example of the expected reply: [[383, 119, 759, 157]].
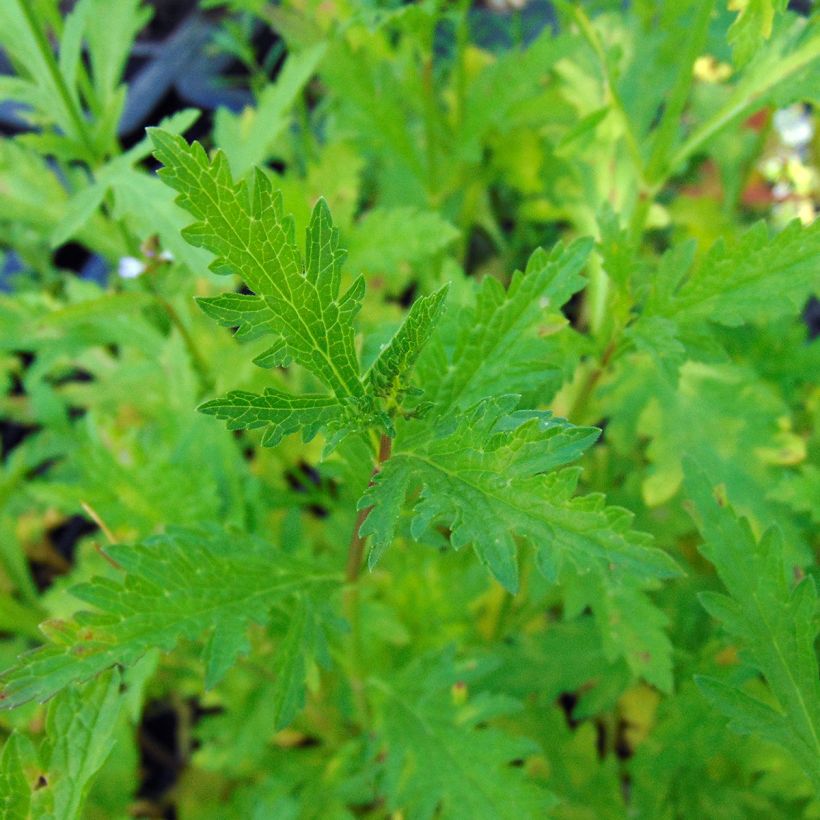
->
[[567, 339, 617, 424], [15, 0, 97, 161], [345, 434, 392, 583], [343, 433, 392, 729]]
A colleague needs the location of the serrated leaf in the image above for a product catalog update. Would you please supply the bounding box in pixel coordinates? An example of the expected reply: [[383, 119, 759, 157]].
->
[[0, 528, 337, 710], [199, 389, 348, 447], [374, 653, 555, 819], [366, 284, 449, 400], [656, 220, 820, 327], [684, 462, 820, 789], [152, 130, 449, 447], [417, 239, 592, 413], [360, 397, 679, 685], [150, 130, 365, 400]]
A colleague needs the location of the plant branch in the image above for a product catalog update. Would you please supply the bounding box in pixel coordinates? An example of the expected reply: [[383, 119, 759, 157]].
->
[[644, 0, 715, 184], [15, 0, 96, 162], [668, 30, 820, 176], [567, 339, 617, 424], [343, 433, 392, 730]]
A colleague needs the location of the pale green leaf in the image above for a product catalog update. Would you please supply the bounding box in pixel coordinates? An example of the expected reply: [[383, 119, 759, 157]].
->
[[215, 44, 326, 177], [685, 463, 820, 789], [416, 239, 592, 414], [31, 670, 123, 820]]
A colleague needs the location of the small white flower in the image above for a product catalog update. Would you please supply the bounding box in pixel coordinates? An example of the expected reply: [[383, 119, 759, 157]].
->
[[772, 181, 791, 201], [158, 250, 175, 263], [773, 106, 813, 148], [118, 256, 146, 279]]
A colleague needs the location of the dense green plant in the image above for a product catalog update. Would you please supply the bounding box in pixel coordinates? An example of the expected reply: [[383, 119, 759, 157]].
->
[[0, 0, 818, 817]]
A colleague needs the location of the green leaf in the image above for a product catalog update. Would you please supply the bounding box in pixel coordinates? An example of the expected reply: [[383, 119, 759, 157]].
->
[[215, 44, 326, 177], [360, 396, 679, 686], [31, 670, 124, 820], [0, 734, 29, 820], [727, 0, 787, 69], [195, 292, 277, 343], [366, 284, 449, 401], [199, 389, 348, 447], [152, 130, 449, 447], [374, 653, 556, 819], [417, 239, 592, 414], [0, 528, 338, 709], [684, 463, 820, 789], [656, 220, 820, 328], [150, 129, 365, 398], [150, 129, 387, 450]]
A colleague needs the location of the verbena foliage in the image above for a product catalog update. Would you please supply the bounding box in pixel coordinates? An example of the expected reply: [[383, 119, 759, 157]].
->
[[0, 0, 818, 816]]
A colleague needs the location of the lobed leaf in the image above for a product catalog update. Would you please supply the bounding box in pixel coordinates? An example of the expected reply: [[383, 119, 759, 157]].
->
[[0, 528, 337, 710], [150, 129, 365, 399], [360, 397, 680, 688], [152, 130, 449, 446], [653, 219, 820, 327], [374, 652, 556, 819], [416, 239, 593, 414], [684, 462, 820, 789], [199, 389, 348, 447]]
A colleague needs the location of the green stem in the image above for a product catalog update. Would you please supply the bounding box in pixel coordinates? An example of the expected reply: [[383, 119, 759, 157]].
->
[[644, 0, 715, 184], [567, 339, 617, 424], [145, 282, 214, 396], [669, 31, 820, 176], [571, 7, 646, 184], [15, 0, 96, 161], [343, 433, 392, 729]]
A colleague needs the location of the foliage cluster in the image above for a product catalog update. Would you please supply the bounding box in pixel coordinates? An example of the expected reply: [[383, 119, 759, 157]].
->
[[0, 0, 818, 817]]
